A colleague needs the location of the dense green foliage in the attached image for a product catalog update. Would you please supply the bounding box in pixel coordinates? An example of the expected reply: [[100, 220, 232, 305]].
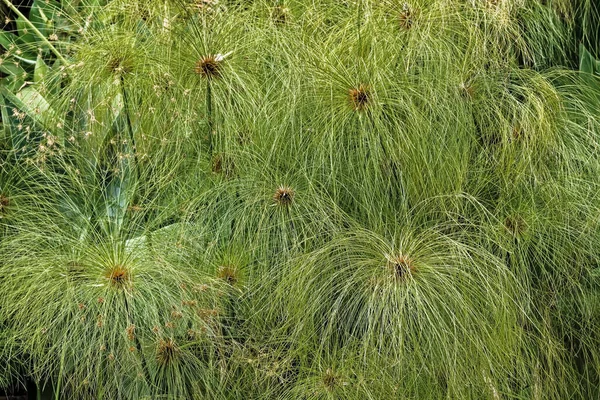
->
[[1, 0, 600, 398]]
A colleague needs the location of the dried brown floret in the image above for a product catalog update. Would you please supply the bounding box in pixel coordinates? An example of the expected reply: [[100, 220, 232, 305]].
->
[[273, 186, 295, 207], [348, 84, 371, 111], [387, 254, 415, 281]]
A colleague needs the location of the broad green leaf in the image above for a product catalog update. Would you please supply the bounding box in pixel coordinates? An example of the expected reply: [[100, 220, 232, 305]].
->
[[0, 31, 18, 50], [580, 44, 595, 74], [0, 86, 63, 147], [15, 16, 30, 39], [14, 86, 64, 143], [30, 0, 60, 37], [0, 75, 25, 94], [0, 90, 40, 158], [125, 223, 184, 252], [34, 54, 49, 84], [0, 61, 27, 78], [15, 86, 52, 117], [95, 130, 135, 236], [15, 32, 39, 55], [0, 93, 10, 138], [29, 4, 50, 37], [0, 32, 38, 62]]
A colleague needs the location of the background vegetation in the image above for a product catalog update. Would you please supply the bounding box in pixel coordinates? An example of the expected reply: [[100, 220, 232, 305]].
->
[[0, 0, 599, 398]]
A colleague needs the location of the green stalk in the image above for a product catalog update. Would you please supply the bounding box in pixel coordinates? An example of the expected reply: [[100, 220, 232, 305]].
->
[[54, 345, 66, 400], [120, 75, 140, 182], [1, 0, 68, 65], [206, 80, 214, 155], [123, 293, 151, 390], [356, 0, 363, 59]]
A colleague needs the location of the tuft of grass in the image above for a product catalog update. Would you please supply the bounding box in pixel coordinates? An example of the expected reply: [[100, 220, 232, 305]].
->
[[0, 0, 599, 398]]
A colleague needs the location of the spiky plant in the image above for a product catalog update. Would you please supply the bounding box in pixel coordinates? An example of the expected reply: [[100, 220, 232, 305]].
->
[[0, 193, 233, 398], [275, 226, 528, 394], [1, 0, 600, 398]]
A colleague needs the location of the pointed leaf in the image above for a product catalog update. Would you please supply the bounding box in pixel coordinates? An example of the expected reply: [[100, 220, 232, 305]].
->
[[0, 90, 41, 158], [0, 31, 19, 50], [0, 61, 27, 78], [34, 54, 49, 84]]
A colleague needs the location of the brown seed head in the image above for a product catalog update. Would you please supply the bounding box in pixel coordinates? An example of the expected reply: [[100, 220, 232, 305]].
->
[[212, 153, 235, 178], [511, 124, 523, 141], [198, 308, 219, 320], [273, 186, 294, 207], [182, 299, 198, 307], [459, 82, 474, 99], [126, 324, 136, 340], [127, 204, 143, 212], [196, 0, 218, 12], [106, 264, 130, 288], [156, 338, 178, 365], [107, 56, 131, 75], [193, 284, 209, 292], [399, 3, 416, 29], [387, 254, 415, 281], [195, 55, 222, 79], [272, 6, 290, 25], [187, 329, 199, 340], [217, 264, 239, 286], [323, 368, 337, 390], [348, 84, 371, 111], [504, 215, 527, 237], [0, 194, 9, 212]]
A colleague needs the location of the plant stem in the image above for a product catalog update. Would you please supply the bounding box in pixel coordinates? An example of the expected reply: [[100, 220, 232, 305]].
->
[[356, 0, 363, 59], [123, 293, 151, 389], [206, 80, 214, 155], [1, 0, 68, 65], [120, 75, 140, 182]]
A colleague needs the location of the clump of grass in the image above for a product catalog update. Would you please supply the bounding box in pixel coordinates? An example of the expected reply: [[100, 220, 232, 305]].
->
[[1, 0, 600, 398]]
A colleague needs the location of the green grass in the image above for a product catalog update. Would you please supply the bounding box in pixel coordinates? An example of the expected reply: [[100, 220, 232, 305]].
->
[[1, 0, 599, 398]]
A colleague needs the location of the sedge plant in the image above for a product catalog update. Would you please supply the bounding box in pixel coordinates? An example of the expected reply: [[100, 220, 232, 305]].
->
[[0, 0, 599, 398]]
